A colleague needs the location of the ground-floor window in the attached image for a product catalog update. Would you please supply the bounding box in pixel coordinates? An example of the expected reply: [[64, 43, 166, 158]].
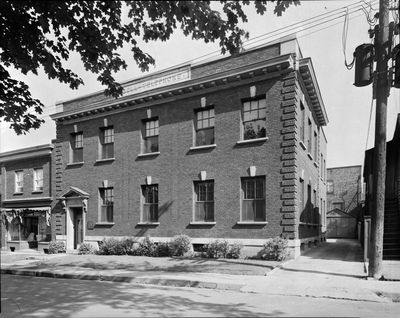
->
[[241, 176, 266, 221], [142, 185, 158, 222], [194, 180, 214, 222], [8, 215, 50, 241]]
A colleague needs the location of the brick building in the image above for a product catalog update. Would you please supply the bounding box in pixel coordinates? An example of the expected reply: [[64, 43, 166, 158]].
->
[[326, 166, 363, 238], [0, 144, 53, 252], [50, 37, 328, 257]]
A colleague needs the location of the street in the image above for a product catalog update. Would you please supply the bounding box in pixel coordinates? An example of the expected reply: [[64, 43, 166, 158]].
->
[[1, 274, 399, 317]]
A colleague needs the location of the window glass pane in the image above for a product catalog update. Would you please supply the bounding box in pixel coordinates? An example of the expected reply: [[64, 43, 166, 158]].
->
[[195, 202, 206, 222], [206, 202, 214, 221], [243, 112, 250, 122], [256, 179, 264, 198], [207, 182, 214, 201], [209, 117, 215, 127], [250, 101, 258, 110], [196, 127, 214, 146], [243, 119, 266, 140], [258, 99, 266, 109], [245, 180, 254, 199], [242, 200, 254, 221], [255, 200, 265, 221], [144, 136, 159, 153], [243, 102, 250, 112]]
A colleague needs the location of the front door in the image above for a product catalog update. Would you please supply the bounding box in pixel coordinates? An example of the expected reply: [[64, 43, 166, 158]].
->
[[73, 208, 83, 249]]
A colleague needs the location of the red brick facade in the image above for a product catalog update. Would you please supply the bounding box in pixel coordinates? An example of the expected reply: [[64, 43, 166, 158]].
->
[[51, 38, 328, 256]]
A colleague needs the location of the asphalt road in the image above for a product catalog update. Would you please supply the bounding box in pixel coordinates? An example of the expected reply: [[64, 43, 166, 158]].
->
[[1, 274, 399, 317]]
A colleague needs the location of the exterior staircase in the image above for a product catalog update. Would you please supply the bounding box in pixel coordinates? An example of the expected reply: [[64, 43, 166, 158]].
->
[[383, 197, 400, 260]]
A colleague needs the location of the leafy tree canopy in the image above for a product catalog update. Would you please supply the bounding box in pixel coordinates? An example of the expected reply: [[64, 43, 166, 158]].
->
[[0, 0, 299, 134]]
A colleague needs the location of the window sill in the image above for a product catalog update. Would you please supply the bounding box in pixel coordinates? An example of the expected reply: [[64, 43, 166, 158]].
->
[[95, 222, 115, 227], [299, 222, 319, 227], [13, 192, 23, 195], [189, 221, 216, 225], [189, 144, 216, 151], [95, 158, 115, 163], [299, 141, 307, 150], [307, 153, 313, 161], [236, 137, 268, 145], [67, 162, 84, 167], [32, 191, 43, 194], [313, 161, 319, 168], [137, 222, 160, 226], [137, 152, 160, 158], [236, 221, 268, 225]]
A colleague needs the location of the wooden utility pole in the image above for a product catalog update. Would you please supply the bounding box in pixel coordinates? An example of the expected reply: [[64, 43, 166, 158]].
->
[[369, 0, 390, 279]]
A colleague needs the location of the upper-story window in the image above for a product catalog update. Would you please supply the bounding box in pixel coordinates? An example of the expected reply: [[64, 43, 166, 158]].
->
[[15, 171, 23, 193], [71, 132, 83, 163], [195, 108, 215, 146], [100, 127, 114, 159], [307, 119, 312, 152], [300, 101, 305, 143], [314, 131, 318, 159], [33, 168, 43, 192], [143, 118, 159, 153], [327, 180, 334, 194], [99, 187, 114, 223], [242, 98, 266, 140], [241, 177, 266, 222]]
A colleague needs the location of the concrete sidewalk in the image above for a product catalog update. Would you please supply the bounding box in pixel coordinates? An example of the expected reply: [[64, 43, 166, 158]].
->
[[2, 240, 400, 303]]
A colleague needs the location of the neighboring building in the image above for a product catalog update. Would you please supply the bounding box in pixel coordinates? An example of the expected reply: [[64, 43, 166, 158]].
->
[[364, 114, 400, 260], [326, 165, 363, 238], [50, 36, 328, 257], [0, 144, 53, 252]]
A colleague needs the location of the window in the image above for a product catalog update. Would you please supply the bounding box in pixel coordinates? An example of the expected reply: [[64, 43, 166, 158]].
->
[[100, 127, 114, 159], [300, 102, 305, 142], [71, 132, 83, 163], [242, 98, 266, 140], [307, 119, 312, 151], [299, 178, 305, 222], [241, 177, 266, 221], [194, 181, 214, 222], [333, 202, 344, 211], [100, 187, 114, 223], [15, 171, 23, 193], [10, 216, 38, 241], [33, 168, 43, 191], [195, 108, 215, 146], [142, 185, 158, 223], [314, 131, 318, 159], [327, 180, 334, 194], [143, 119, 159, 153]]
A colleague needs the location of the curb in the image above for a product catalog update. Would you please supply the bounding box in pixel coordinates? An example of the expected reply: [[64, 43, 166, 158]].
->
[[265, 258, 294, 276], [1, 267, 243, 292]]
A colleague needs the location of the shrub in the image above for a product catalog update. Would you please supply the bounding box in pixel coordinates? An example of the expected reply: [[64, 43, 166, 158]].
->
[[121, 238, 137, 255], [226, 242, 243, 259], [203, 239, 229, 258], [169, 234, 191, 256], [260, 236, 289, 261], [136, 236, 156, 257], [154, 242, 172, 257], [48, 241, 66, 254], [78, 242, 95, 255], [97, 238, 126, 255]]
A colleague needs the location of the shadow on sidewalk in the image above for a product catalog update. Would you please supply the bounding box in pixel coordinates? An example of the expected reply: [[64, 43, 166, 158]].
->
[[277, 266, 365, 279], [1, 275, 285, 317]]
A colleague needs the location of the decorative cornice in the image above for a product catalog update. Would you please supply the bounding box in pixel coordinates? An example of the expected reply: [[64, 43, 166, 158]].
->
[[51, 54, 295, 122], [0, 144, 53, 163]]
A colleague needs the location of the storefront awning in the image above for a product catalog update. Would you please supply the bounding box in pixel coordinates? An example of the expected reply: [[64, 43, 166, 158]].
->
[[1, 207, 51, 226]]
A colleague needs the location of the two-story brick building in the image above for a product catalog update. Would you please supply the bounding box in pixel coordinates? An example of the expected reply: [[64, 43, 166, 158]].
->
[[326, 165, 363, 238], [50, 37, 328, 257], [0, 144, 53, 252]]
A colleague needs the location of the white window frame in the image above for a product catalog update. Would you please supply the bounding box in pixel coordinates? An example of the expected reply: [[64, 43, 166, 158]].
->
[[15, 170, 24, 193], [33, 168, 43, 192]]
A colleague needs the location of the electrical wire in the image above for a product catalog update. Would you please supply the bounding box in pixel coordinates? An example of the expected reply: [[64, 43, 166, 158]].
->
[[365, 95, 375, 151]]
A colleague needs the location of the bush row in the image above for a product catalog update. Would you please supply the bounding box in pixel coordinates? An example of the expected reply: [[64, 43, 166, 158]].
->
[[96, 235, 192, 257], [50, 235, 289, 261]]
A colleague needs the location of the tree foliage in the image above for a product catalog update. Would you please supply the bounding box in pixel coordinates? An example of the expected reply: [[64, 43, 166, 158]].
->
[[0, 0, 299, 134]]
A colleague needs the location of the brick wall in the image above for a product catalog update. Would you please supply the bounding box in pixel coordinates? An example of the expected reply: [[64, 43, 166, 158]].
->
[[55, 74, 291, 241], [3, 156, 52, 200]]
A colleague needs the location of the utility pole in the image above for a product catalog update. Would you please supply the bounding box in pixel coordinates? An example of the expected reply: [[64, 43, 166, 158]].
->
[[369, 0, 390, 279]]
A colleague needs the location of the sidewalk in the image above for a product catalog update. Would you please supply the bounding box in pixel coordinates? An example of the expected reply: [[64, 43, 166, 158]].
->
[[2, 240, 400, 303]]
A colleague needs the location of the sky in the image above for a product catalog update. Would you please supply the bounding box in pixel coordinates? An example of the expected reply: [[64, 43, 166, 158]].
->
[[1, 0, 399, 169]]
